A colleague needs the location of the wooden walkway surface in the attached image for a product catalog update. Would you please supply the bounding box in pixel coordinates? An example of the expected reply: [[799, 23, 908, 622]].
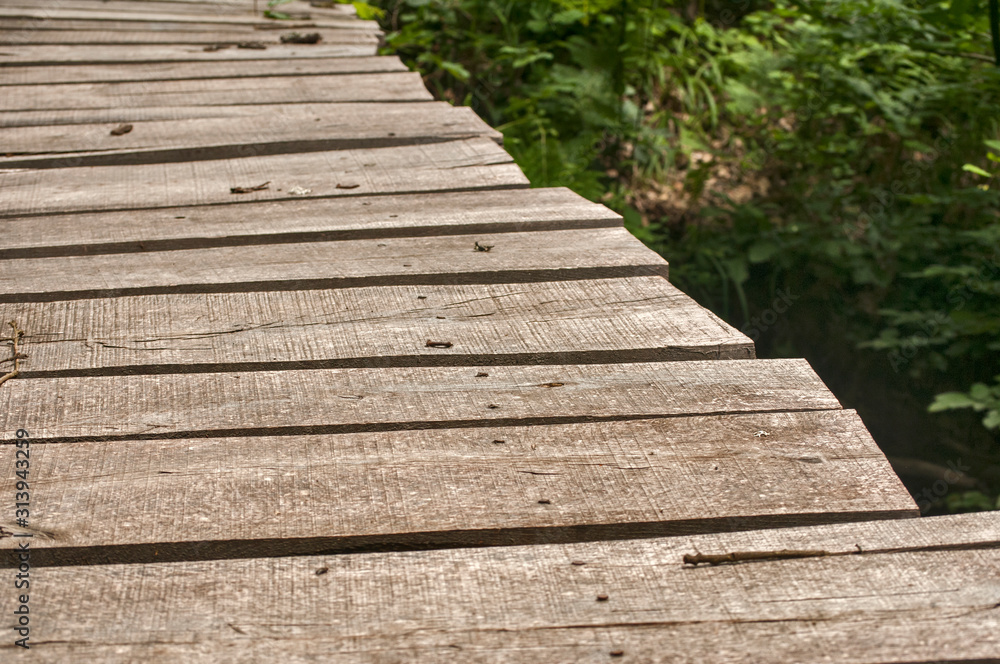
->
[[0, 1, 997, 661]]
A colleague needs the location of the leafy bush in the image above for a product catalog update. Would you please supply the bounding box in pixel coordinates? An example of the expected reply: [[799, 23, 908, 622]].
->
[[374, 0, 1000, 499]]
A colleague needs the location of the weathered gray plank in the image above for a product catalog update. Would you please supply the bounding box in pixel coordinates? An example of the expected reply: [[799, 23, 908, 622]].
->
[[0, 0, 348, 15], [0, 103, 500, 168], [0, 359, 830, 440], [1, 274, 747, 366], [0, 16, 374, 31], [0, 100, 434, 128], [0, 5, 367, 27], [1, 27, 378, 45], [0, 410, 916, 564], [0, 226, 661, 297], [0, 72, 427, 112], [0, 187, 618, 257], [4, 514, 997, 663], [1, 273, 758, 372], [0, 56, 407, 86], [0, 138, 526, 217], [0, 43, 377, 65]]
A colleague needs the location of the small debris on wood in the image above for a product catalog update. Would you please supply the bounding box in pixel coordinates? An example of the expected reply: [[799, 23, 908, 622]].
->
[[417, 295, 427, 300], [237, 41, 267, 50], [492, 439, 506, 445], [475, 371, 489, 378], [288, 186, 312, 196], [425, 340, 453, 349], [596, 594, 609, 602], [473, 241, 494, 252], [610, 650, 624, 658], [683, 549, 830, 567], [0, 321, 25, 388], [109, 123, 133, 136], [570, 561, 586, 566], [487, 404, 499, 409], [537, 499, 551, 505], [538, 382, 564, 388], [281, 32, 323, 44], [436, 316, 446, 319], [315, 567, 329, 576], [753, 430, 770, 437], [336, 183, 360, 189], [203, 43, 231, 52], [230, 181, 270, 194]]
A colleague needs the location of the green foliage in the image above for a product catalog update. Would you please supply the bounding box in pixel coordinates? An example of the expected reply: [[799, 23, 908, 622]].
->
[[374, 0, 1000, 460]]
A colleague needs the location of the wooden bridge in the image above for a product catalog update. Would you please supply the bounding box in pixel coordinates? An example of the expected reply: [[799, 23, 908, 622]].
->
[[0, 1, 997, 660]]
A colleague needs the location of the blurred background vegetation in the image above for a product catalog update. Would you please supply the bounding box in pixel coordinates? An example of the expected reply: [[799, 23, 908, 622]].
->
[[357, 0, 1000, 512]]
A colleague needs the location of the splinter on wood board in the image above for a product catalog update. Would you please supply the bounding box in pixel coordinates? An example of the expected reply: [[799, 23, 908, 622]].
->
[[0, 321, 25, 388]]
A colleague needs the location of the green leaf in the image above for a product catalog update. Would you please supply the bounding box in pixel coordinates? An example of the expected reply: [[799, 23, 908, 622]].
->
[[963, 164, 992, 177], [928, 392, 977, 411]]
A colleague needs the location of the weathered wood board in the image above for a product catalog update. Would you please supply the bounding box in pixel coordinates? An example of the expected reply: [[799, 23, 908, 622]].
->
[[0, 72, 427, 112], [0, 42, 377, 65], [1, 27, 378, 45], [4, 514, 996, 663], [0, 15, 373, 31], [0, 410, 916, 565], [0, 187, 619, 257], [0, 56, 408, 86], [0, 0, 349, 15], [1, 276, 758, 373], [0, 100, 446, 128], [0, 103, 500, 168], [0, 359, 830, 440], [0, 138, 527, 217], [0, 227, 667, 298]]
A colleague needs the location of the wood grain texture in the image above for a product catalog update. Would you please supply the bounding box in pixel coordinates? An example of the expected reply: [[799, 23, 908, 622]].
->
[[0, 227, 665, 299], [0, 138, 526, 216], [0, 99, 443, 128], [0, 410, 916, 564], [0, 42, 377, 65], [0, 359, 831, 441], [1, 27, 378, 46], [1, 276, 757, 373], [0, 56, 407, 86], [0, 15, 373, 31], [0, 187, 619, 257], [0, 0, 350, 16], [0, 103, 501, 168], [3, 513, 995, 663], [0, 72, 426, 112]]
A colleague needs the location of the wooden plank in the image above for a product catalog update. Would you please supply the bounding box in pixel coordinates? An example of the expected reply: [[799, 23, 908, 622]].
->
[[0, 43, 377, 65], [0, 103, 500, 168], [0, 0, 348, 14], [0, 359, 830, 440], [0, 5, 367, 27], [6, 514, 997, 663], [0, 16, 375, 31], [0, 100, 438, 128], [0, 27, 379, 45], [0, 275, 756, 373], [0, 138, 526, 217], [0, 55, 408, 86], [0, 410, 916, 565], [2, 231, 659, 299], [0, 72, 428, 112], [0, 188, 619, 257]]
